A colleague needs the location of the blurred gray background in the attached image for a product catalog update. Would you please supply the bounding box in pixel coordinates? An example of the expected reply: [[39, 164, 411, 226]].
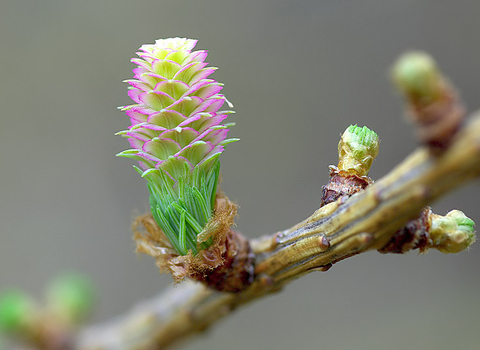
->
[[1, 1, 480, 349]]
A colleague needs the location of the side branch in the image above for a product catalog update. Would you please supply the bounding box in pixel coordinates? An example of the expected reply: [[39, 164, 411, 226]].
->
[[77, 113, 480, 350]]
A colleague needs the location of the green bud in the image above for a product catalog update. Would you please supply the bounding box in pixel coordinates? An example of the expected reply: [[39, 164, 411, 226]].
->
[[337, 125, 379, 176], [47, 274, 95, 324], [391, 51, 442, 104], [0, 290, 33, 333], [430, 210, 476, 254]]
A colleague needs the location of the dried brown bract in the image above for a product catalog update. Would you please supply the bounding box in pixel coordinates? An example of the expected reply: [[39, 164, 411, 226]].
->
[[134, 194, 255, 293], [378, 208, 431, 254], [320, 166, 372, 207], [406, 82, 465, 155]]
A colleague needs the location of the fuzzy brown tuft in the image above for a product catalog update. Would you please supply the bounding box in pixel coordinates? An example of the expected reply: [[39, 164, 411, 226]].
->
[[133, 194, 255, 293]]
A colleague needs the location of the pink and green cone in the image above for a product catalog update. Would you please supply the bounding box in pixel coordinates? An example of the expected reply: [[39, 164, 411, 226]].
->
[[117, 38, 237, 255]]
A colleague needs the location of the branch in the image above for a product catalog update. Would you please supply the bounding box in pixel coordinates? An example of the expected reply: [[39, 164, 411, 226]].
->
[[75, 112, 480, 350]]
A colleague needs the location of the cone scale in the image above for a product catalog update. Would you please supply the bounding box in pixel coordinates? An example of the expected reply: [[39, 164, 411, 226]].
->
[[118, 38, 254, 292]]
